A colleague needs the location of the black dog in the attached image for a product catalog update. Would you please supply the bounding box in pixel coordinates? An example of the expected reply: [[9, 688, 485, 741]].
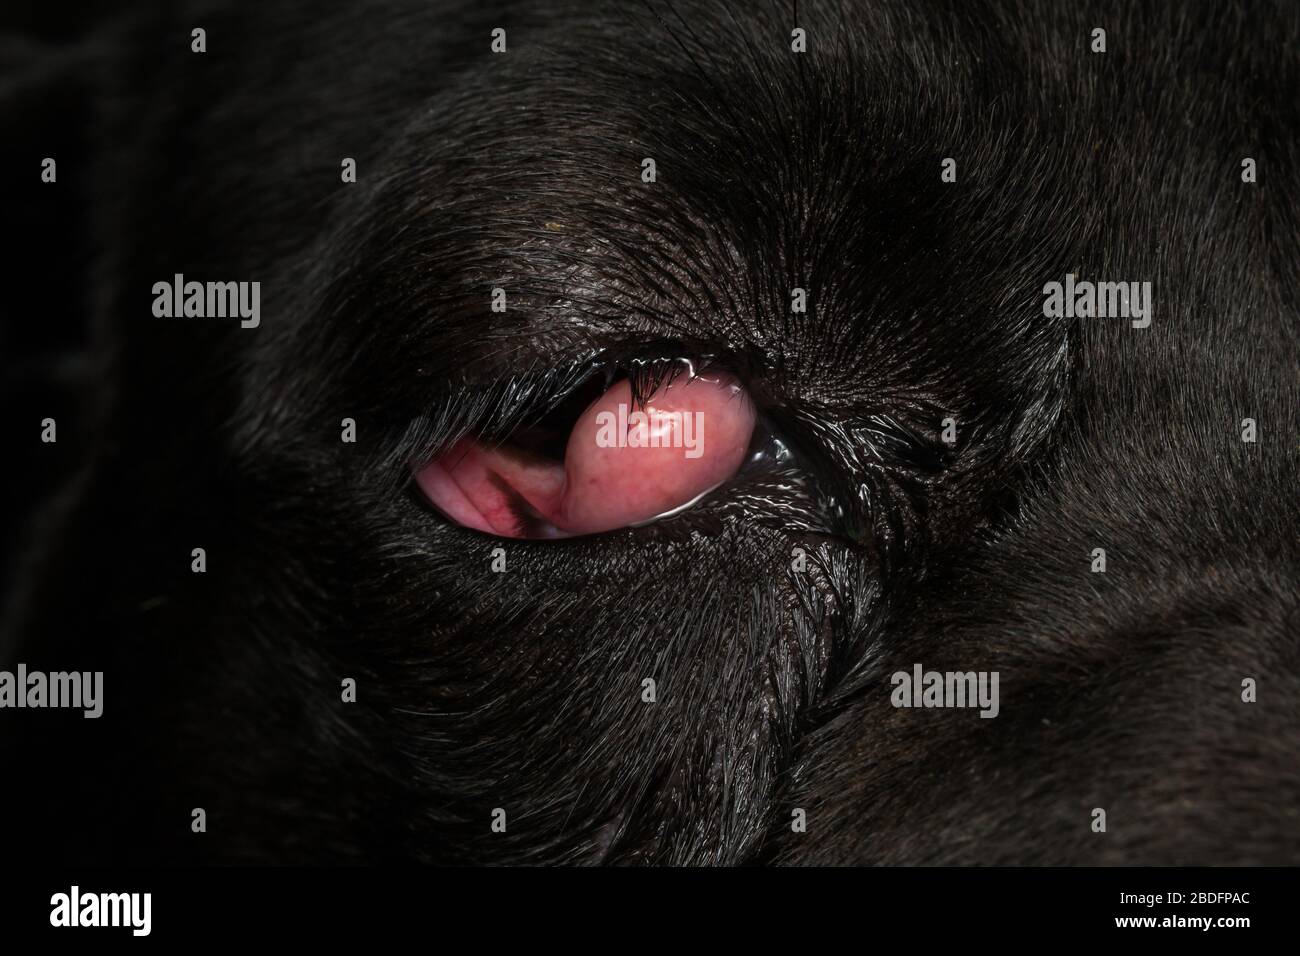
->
[[2, 0, 1297, 865]]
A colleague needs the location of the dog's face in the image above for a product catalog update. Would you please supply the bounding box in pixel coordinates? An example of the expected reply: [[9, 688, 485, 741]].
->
[[6, 0, 1298, 864]]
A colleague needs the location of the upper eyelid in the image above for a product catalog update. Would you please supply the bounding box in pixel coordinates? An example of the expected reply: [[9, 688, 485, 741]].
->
[[471, 344, 740, 428], [416, 342, 759, 470]]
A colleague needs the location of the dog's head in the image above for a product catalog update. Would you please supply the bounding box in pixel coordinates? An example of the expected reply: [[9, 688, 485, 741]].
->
[[5, 0, 1298, 864]]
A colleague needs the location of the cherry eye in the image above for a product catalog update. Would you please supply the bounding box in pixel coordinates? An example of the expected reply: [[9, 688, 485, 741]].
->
[[415, 370, 756, 538]]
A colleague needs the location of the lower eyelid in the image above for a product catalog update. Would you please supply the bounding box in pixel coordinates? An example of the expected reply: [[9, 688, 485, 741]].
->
[[626, 480, 727, 527]]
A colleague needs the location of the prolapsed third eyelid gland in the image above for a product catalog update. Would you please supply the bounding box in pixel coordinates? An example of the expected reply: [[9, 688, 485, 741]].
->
[[416, 372, 756, 538]]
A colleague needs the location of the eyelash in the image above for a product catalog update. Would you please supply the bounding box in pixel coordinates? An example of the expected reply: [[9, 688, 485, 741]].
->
[[471, 345, 730, 446]]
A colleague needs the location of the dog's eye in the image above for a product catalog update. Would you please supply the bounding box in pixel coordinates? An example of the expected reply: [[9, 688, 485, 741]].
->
[[414, 369, 756, 539]]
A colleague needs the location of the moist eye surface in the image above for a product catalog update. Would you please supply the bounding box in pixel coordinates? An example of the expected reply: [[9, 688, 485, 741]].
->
[[416, 367, 756, 539]]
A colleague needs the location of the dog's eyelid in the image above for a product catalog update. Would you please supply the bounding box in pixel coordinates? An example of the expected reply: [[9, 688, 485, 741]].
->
[[512, 344, 740, 419]]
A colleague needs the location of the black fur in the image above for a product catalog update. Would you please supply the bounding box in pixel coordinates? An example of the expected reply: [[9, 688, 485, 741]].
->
[[2, 0, 1298, 864]]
